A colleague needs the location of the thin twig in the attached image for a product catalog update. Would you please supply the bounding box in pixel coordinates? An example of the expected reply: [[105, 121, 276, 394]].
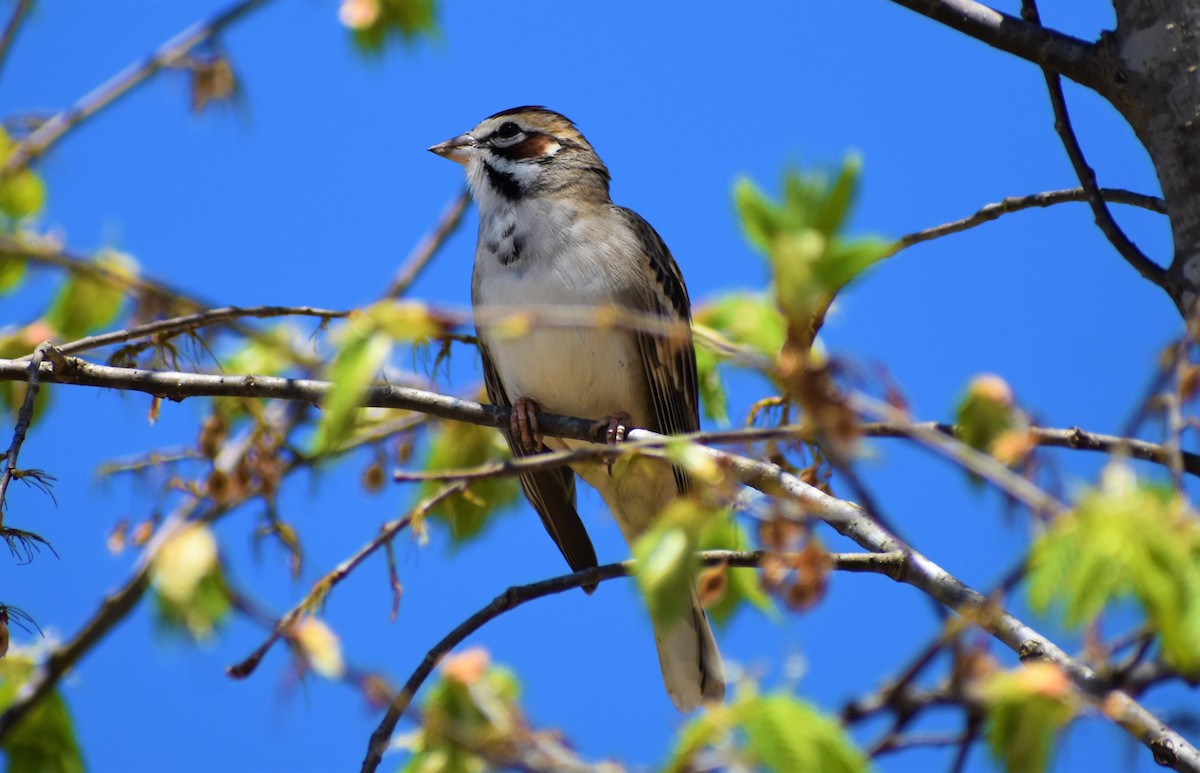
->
[[1020, 0, 1165, 289], [384, 188, 470, 299], [949, 714, 983, 773], [228, 482, 466, 679], [0, 234, 207, 311], [861, 420, 1200, 478], [360, 550, 901, 773], [851, 394, 1067, 518], [29, 304, 351, 360], [0, 342, 53, 517], [0, 402, 424, 743], [893, 187, 1166, 253], [0, 0, 31, 82], [3, 0, 273, 174], [872, 731, 966, 756]]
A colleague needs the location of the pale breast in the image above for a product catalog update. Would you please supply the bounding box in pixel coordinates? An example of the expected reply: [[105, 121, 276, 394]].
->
[[473, 205, 654, 428]]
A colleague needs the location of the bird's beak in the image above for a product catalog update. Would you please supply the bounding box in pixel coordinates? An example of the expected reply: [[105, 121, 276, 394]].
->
[[428, 133, 476, 164]]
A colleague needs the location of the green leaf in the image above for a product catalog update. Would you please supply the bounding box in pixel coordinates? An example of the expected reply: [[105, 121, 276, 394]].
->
[[734, 160, 888, 330], [954, 374, 1015, 454], [0, 255, 26, 294], [312, 329, 392, 454], [149, 525, 230, 640], [0, 656, 85, 773], [152, 571, 231, 641], [403, 651, 524, 773], [698, 515, 776, 626], [1028, 464, 1200, 673], [695, 292, 787, 360], [633, 499, 716, 627], [0, 128, 47, 222], [0, 171, 45, 221], [811, 154, 861, 238], [741, 693, 869, 773], [663, 708, 729, 773], [981, 663, 1076, 773], [733, 177, 781, 254], [694, 345, 728, 423], [421, 419, 519, 543], [363, 299, 450, 343], [349, 0, 439, 52], [44, 249, 136, 340], [811, 235, 892, 296]]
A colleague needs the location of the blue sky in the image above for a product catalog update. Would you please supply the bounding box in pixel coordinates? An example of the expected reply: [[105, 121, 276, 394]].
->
[[1, 1, 1188, 771]]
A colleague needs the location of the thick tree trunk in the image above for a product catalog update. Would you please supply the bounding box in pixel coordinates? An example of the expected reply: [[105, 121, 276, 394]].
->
[[1104, 0, 1200, 317]]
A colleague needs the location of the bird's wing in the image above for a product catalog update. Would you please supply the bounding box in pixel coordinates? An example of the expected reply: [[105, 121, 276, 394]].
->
[[478, 339, 599, 583], [616, 206, 701, 496]]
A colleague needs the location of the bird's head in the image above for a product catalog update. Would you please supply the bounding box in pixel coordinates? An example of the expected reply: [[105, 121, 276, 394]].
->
[[429, 106, 611, 206]]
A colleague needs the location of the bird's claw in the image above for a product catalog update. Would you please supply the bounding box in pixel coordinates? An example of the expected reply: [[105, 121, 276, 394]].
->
[[591, 411, 632, 475], [512, 397, 543, 452]]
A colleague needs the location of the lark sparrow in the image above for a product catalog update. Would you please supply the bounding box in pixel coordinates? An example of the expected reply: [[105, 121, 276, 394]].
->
[[430, 106, 724, 711]]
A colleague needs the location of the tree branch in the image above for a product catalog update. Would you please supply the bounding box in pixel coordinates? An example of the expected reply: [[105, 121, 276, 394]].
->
[[0, 354, 1193, 770], [0, 404, 423, 743], [3, 0, 273, 174], [1019, 0, 1166, 291], [0, 343, 54, 517], [885, 0, 1101, 88], [861, 420, 1200, 478], [360, 550, 903, 773], [383, 189, 470, 300], [0, 0, 31, 82], [0, 234, 209, 311], [893, 187, 1166, 254], [227, 481, 466, 679], [31, 304, 350, 360]]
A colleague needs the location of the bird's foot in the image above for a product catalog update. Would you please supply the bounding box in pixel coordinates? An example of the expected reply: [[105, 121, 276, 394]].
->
[[590, 411, 632, 475], [512, 397, 544, 452]]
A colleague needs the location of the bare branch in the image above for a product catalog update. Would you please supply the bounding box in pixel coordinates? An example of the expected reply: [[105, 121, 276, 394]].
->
[[862, 420, 1200, 478], [34, 304, 351, 360], [851, 394, 1067, 517], [3, 0, 273, 174], [886, 0, 1100, 88], [0, 405, 424, 743], [0, 343, 53, 517], [227, 482, 466, 679], [360, 550, 901, 773], [893, 187, 1166, 253], [1019, 0, 1166, 290], [0, 234, 207, 312], [0, 0, 31, 81], [383, 189, 470, 299]]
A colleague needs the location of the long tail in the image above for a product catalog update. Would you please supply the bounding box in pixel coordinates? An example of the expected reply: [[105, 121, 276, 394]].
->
[[652, 584, 725, 712]]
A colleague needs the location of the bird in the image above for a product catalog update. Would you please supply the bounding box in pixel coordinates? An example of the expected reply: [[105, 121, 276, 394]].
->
[[429, 106, 725, 711]]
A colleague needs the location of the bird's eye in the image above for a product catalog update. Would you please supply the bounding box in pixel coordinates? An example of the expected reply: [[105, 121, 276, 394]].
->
[[495, 121, 521, 140]]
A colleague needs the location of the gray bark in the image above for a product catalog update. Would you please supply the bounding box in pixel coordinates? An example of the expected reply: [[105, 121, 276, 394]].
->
[[1103, 0, 1200, 316]]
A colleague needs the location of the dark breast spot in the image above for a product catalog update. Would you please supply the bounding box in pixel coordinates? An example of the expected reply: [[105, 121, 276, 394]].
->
[[499, 236, 524, 266]]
